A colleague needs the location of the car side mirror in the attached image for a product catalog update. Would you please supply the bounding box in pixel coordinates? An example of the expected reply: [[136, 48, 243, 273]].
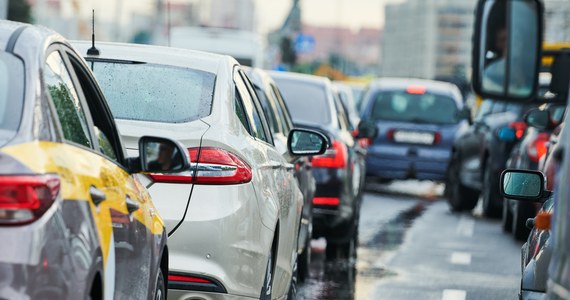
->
[[287, 129, 328, 156], [137, 136, 191, 173], [457, 107, 472, 124], [500, 169, 550, 202], [525, 108, 549, 130], [472, 0, 543, 102], [356, 120, 377, 139]]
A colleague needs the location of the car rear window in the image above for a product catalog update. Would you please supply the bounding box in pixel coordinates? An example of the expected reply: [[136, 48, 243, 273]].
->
[[0, 53, 24, 147], [370, 90, 459, 125], [272, 78, 331, 125], [90, 61, 215, 123]]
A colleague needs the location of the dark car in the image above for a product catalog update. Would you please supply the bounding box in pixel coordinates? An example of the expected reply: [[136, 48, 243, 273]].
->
[[503, 104, 565, 239], [270, 71, 369, 260], [245, 67, 317, 281], [446, 99, 539, 216], [359, 78, 469, 182]]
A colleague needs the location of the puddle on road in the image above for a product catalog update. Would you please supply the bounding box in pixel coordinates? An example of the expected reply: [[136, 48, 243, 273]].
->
[[298, 202, 428, 300]]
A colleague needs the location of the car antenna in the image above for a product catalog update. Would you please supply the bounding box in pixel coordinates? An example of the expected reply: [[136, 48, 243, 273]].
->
[[87, 9, 100, 56]]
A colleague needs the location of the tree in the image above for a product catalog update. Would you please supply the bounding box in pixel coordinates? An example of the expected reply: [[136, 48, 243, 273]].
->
[[8, 0, 32, 23]]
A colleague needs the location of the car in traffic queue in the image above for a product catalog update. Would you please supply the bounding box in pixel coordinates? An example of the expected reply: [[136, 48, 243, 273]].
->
[[244, 67, 318, 283], [73, 41, 328, 300], [503, 103, 565, 240], [0, 21, 190, 300], [359, 78, 469, 183], [270, 71, 372, 261]]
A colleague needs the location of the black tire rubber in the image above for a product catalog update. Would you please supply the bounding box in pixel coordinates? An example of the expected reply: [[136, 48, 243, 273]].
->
[[482, 159, 502, 218], [297, 237, 311, 282], [446, 154, 479, 212], [260, 251, 273, 300], [287, 259, 298, 300], [502, 198, 513, 232], [154, 268, 166, 300], [325, 230, 357, 262], [512, 202, 533, 241]]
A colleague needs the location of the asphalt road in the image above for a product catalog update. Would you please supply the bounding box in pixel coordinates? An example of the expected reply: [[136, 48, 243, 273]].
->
[[298, 180, 523, 300]]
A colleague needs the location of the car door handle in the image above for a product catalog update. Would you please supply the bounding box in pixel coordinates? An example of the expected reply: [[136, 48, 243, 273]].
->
[[270, 163, 281, 170], [125, 196, 140, 215], [89, 186, 106, 206]]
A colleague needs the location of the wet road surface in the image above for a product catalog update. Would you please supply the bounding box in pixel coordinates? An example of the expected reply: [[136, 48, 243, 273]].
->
[[297, 180, 523, 300]]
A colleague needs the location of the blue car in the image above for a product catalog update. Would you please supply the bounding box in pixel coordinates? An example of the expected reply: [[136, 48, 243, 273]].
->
[[360, 78, 469, 182]]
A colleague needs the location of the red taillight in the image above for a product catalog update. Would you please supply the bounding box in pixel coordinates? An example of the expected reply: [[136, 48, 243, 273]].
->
[[406, 85, 427, 95], [387, 129, 395, 141], [509, 121, 528, 139], [311, 140, 347, 168], [433, 132, 442, 144], [527, 133, 550, 163], [313, 197, 340, 206], [0, 175, 60, 225], [149, 147, 252, 185], [168, 274, 213, 284]]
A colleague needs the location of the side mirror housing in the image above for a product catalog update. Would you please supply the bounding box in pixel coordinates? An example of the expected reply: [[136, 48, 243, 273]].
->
[[500, 169, 550, 202], [525, 108, 549, 130], [130, 136, 191, 174], [356, 120, 377, 139], [457, 107, 472, 124], [287, 129, 328, 156], [472, 0, 543, 102]]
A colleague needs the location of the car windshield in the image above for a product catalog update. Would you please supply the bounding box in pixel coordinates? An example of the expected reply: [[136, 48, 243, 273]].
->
[[0, 53, 24, 147], [90, 61, 215, 123], [272, 78, 331, 125], [370, 91, 458, 125]]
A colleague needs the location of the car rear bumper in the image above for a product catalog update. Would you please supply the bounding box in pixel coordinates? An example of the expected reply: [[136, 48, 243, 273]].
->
[[168, 290, 258, 300], [365, 145, 451, 181]]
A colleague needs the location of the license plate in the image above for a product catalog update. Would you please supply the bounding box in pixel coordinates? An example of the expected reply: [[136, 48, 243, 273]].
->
[[393, 131, 435, 145]]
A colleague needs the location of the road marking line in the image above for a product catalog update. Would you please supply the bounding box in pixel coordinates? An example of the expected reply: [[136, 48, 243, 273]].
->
[[442, 289, 467, 300], [450, 252, 472, 265], [456, 215, 475, 237]]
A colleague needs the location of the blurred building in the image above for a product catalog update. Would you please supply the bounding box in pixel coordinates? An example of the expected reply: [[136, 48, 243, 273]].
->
[[381, 0, 476, 80], [543, 0, 570, 42], [202, 0, 255, 31]]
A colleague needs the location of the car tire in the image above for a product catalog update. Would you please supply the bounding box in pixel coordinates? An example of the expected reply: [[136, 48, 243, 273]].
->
[[446, 154, 479, 212], [502, 198, 513, 232], [154, 268, 166, 300], [482, 159, 502, 218], [326, 227, 357, 261], [287, 259, 298, 300], [512, 202, 533, 241], [260, 251, 273, 300], [297, 237, 311, 282]]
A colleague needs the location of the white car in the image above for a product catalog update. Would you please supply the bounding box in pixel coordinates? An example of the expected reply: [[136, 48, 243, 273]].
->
[[72, 41, 327, 300]]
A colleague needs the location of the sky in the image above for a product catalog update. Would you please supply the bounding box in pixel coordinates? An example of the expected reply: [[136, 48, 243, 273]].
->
[[255, 0, 406, 33]]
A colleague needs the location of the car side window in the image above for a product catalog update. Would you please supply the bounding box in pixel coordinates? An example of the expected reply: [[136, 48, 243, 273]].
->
[[253, 84, 281, 134], [234, 92, 250, 132], [270, 84, 293, 135], [240, 71, 274, 145], [44, 51, 93, 148], [235, 74, 269, 143], [334, 95, 351, 131]]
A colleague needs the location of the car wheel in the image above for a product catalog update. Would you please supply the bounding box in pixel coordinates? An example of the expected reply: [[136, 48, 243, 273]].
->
[[287, 259, 298, 300], [482, 159, 501, 218], [154, 268, 166, 300], [326, 229, 357, 262], [512, 202, 533, 240], [502, 198, 513, 232], [446, 154, 479, 212], [297, 237, 311, 282], [260, 251, 273, 300]]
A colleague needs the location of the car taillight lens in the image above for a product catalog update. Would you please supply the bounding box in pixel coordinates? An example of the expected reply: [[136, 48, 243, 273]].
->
[[311, 140, 347, 168], [527, 133, 550, 163], [149, 147, 252, 185], [313, 197, 340, 206], [387, 129, 395, 141], [433, 132, 442, 145], [0, 175, 60, 225], [510, 121, 528, 139]]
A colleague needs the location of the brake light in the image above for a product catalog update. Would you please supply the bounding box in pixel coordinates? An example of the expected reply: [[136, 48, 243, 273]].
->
[[311, 140, 347, 168], [149, 147, 252, 185], [313, 197, 340, 206], [527, 133, 550, 163], [433, 132, 442, 144], [509, 121, 528, 139], [0, 175, 60, 225], [406, 86, 427, 95], [387, 129, 395, 141]]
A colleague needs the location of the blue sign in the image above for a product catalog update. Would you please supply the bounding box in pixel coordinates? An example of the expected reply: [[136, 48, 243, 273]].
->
[[295, 34, 315, 54]]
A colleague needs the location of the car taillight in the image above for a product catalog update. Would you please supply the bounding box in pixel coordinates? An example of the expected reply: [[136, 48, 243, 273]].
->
[[168, 274, 213, 284], [510, 121, 528, 139], [352, 129, 371, 148], [313, 197, 340, 206], [0, 175, 60, 225], [311, 140, 347, 168], [149, 147, 252, 185], [387, 129, 395, 141], [433, 132, 442, 145], [527, 133, 550, 163]]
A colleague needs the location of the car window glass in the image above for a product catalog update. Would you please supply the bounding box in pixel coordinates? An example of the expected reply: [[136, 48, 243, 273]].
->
[[234, 92, 250, 132], [270, 84, 293, 134], [0, 53, 24, 147], [335, 96, 351, 131], [44, 51, 92, 148], [371, 91, 458, 125], [253, 84, 281, 134], [273, 77, 331, 125], [235, 76, 268, 142], [240, 71, 273, 145]]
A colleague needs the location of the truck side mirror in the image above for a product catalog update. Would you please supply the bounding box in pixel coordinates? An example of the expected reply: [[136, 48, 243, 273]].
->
[[472, 0, 543, 102]]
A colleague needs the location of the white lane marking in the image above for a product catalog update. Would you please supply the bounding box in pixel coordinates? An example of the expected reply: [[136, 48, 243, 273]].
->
[[456, 215, 475, 237], [450, 252, 472, 265], [442, 289, 467, 300]]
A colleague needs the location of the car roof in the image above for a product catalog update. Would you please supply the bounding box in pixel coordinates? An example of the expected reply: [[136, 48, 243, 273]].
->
[[368, 77, 462, 99], [71, 40, 233, 73], [268, 70, 331, 87]]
